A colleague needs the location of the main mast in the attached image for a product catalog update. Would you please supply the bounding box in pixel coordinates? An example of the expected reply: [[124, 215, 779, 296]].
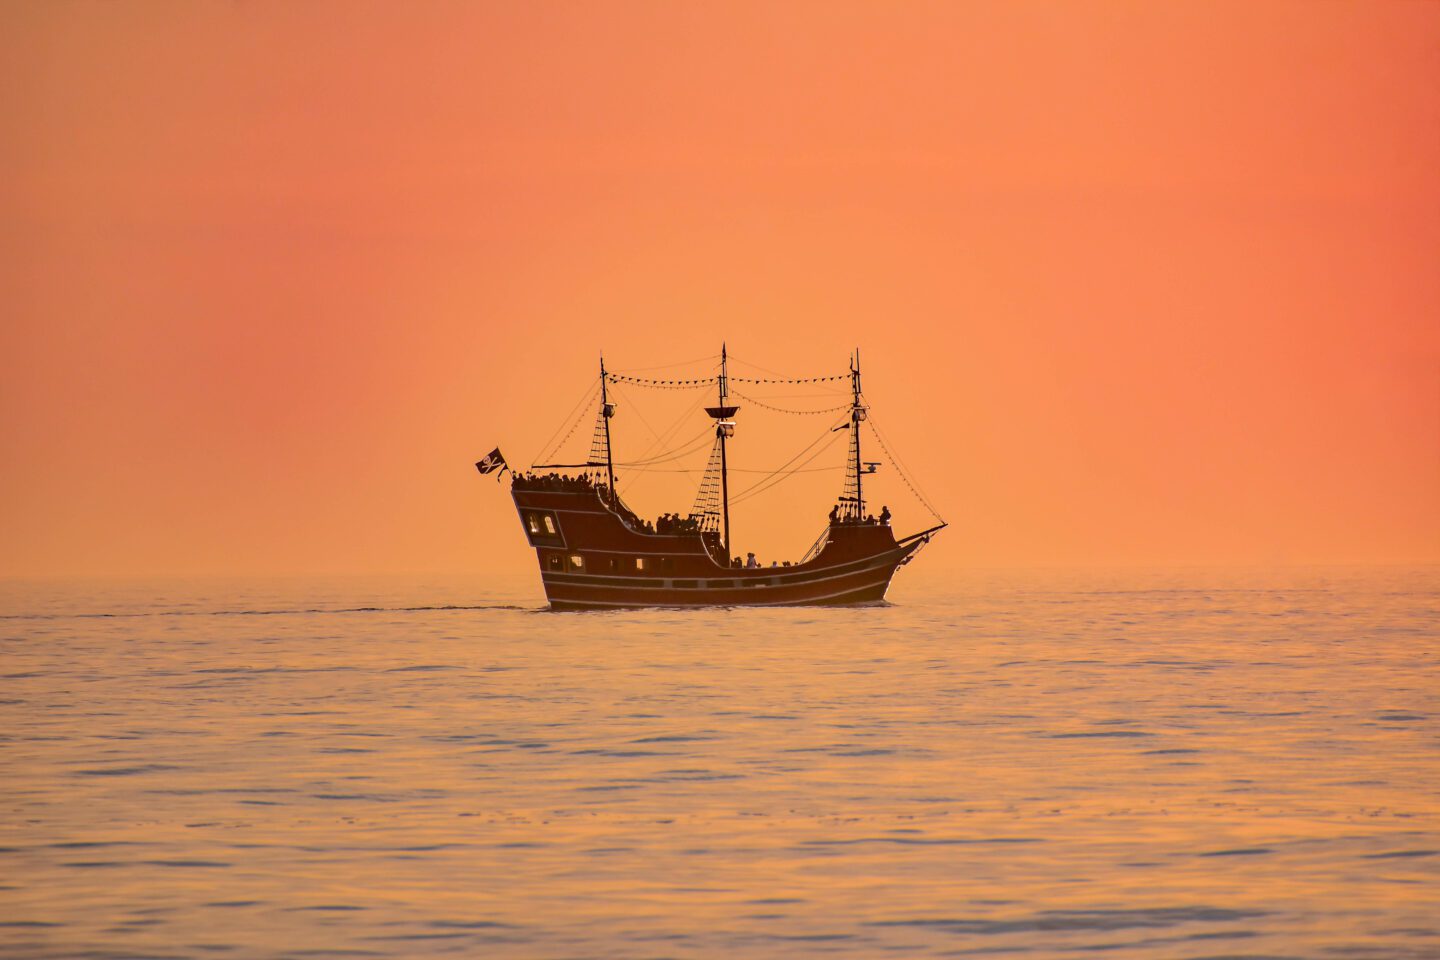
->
[[703, 344, 738, 555], [599, 354, 616, 500]]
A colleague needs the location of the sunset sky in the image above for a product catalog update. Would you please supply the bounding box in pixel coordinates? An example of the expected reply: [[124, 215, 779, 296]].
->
[[1, 1, 1436, 578]]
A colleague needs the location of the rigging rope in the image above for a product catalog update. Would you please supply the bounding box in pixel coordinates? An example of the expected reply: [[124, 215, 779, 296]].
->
[[613, 428, 714, 467], [730, 388, 851, 416], [731, 432, 846, 506], [724, 353, 792, 379], [533, 378, 601, 467], [611, 384, 710, 465], [607, 381, 664, 448], [613, 383, 716, 496], [607, 353, 719, 374], [727, 354, 847, 387], [864, 414, 945, 523], [729, 418, 848, 507]]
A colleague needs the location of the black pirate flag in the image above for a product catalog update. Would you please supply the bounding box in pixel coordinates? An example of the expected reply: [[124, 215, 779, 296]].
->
[[474, 447, 507, 477]]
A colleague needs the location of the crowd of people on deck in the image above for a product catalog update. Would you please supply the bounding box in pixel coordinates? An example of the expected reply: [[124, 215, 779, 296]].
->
[[514, 470, 893, 567], [511, 471, 598, 492], [655, 513, 702, 534], [829, 504, 892, 526], [732, 552, 792, 569]]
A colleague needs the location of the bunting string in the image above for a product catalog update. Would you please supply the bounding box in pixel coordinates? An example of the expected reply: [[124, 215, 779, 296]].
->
[[731, 374, 849, 384], [606, 374, 716, 389], [730, 388, 851, 416], [606, 373, 848, 387]]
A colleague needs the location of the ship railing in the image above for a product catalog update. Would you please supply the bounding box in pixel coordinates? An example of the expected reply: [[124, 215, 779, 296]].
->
[[799, 526, 831, 565]]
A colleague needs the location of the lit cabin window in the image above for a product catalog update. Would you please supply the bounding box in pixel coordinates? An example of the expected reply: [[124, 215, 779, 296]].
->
[[569, 555, 584, 570], [526, 514, 541, 534], [543, 516, 557, 535], [635, 558, 647, 571]]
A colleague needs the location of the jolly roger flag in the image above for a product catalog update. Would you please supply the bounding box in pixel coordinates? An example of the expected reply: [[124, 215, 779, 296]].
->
[[474, 447, 507, 476]]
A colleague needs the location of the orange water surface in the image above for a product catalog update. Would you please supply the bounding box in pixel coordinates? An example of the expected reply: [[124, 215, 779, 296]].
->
[[2, 567, 1436, 957]]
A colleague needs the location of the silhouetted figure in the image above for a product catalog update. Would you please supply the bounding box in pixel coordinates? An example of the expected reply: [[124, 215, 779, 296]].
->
[[829, 505, 839, 524], [879, 505, 891, 525], [746, 552, 758, 569]]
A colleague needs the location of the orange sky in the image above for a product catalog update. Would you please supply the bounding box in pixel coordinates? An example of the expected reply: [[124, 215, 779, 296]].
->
[[1, 1, 1436, 578]]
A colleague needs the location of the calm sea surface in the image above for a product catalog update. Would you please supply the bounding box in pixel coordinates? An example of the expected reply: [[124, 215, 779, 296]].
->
[[1, 568, 1437, 959]]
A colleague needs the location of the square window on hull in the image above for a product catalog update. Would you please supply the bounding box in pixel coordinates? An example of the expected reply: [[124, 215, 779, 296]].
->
[[523, 509, 565, 548]]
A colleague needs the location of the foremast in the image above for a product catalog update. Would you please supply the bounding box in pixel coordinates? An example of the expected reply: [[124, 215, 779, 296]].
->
[[598, 355, 617, 500]]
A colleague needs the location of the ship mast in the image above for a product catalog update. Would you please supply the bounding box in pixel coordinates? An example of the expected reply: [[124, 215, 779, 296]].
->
[[851, 348, 865, 519], [718, 344, 732, 553], [599, 354, 616, 501], [702, 344, 738, 555]]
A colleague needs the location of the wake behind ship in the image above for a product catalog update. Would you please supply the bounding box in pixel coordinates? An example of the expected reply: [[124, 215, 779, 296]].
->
[[477, 347, 945, 610]]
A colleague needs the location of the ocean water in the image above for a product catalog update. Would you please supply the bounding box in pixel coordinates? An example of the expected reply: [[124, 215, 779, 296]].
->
[[1, 567, 1436, 959]]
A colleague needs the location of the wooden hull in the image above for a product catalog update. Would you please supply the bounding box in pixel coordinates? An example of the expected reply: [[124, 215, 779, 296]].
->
[[511, 485, 926, 610]]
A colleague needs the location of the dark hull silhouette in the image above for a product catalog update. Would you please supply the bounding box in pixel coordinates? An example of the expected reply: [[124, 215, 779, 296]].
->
[[513, 484, 935, 610]]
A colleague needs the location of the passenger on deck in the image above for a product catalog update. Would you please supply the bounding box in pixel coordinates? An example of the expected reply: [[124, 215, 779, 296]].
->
[[746, 552, 759, 568], [880, 505, 891, 525], [828, 505, 839, 524]]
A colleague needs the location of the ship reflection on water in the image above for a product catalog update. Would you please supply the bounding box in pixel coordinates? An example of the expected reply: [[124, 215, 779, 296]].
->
[[1, 566, 1436, 958]]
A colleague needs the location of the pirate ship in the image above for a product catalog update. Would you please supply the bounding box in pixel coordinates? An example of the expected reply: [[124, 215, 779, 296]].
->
[[477, 348, 945, 610]]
